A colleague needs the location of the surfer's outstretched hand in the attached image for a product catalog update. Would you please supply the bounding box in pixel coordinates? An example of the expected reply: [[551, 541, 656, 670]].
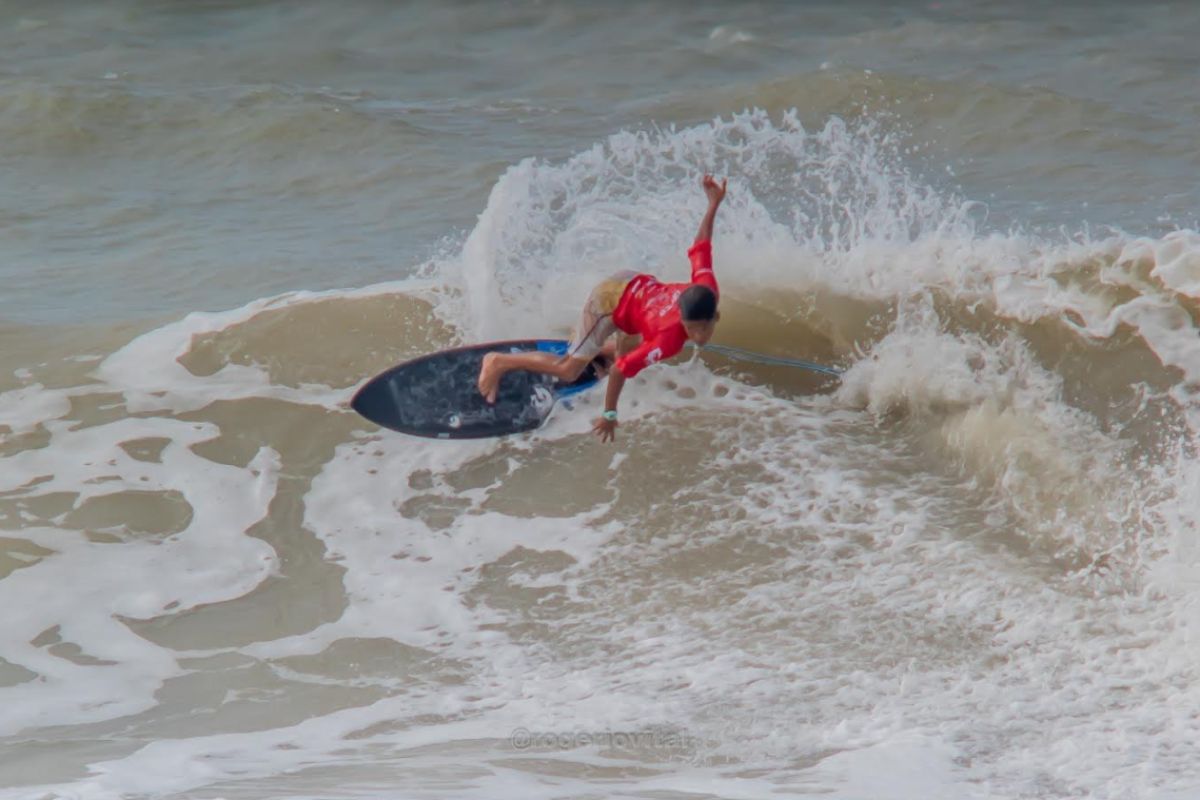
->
[[702, 174, 727, 205], [592, 416, 617, 443]]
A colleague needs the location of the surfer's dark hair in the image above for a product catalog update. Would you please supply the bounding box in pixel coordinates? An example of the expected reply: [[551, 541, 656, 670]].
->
[[679, 284, 717, 322]]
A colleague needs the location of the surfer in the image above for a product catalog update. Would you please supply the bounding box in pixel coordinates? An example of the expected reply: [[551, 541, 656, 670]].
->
[[477, 173, 726, 442]]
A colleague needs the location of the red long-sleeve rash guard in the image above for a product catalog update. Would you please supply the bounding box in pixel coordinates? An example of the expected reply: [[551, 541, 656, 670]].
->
[[612, 240, 717, 379]]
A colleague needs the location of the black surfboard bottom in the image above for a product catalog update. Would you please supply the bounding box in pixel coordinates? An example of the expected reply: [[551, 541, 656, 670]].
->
[[351, 339, 601, 439]]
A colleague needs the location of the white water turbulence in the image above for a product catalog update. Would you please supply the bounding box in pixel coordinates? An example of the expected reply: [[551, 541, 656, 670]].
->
[[3, 110, 1200, 800]]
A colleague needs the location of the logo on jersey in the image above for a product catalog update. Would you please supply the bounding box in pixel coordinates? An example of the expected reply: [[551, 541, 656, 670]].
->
[[644, 347, 663, 365]]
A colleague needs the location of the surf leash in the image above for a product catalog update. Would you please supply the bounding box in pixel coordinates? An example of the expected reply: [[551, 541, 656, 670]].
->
[[696, 343, 844, 378]]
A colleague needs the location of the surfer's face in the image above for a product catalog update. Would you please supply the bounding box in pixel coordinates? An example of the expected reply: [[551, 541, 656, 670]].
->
[[683, 314, 718, 346]]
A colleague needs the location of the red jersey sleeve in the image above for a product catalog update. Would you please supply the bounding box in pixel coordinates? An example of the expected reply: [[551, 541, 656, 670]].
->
[[615, 331, 686, 379], [687, 240, 718, 295]]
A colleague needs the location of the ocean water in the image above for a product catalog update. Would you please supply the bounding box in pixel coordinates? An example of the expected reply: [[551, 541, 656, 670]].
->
[[3, 2, 1200, 798]]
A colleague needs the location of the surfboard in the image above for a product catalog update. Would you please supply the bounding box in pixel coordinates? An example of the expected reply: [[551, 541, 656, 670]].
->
[[351, 339, 601, 439]]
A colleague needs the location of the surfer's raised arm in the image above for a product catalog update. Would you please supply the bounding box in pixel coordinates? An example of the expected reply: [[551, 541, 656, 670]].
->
[[694, 174, 727, 245]]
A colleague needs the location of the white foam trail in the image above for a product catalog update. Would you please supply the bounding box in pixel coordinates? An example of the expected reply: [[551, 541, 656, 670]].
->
[[0, 427, 279, 735], [0, 381, 79, 435], [95, 279, 438, 414]]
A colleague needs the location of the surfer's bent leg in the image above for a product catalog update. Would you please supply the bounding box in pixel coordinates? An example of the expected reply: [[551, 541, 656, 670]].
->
[[476, 273, 631, 404], [477, 351, 591, 404]]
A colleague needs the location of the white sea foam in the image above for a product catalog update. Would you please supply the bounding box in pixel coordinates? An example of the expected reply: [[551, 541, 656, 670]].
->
[[0, 422, 279, 737], [0, 381, 77, 435], [95, 280, 436, 415]]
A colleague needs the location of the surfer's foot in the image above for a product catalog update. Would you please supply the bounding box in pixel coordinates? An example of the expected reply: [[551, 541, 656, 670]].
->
[[477, 353, 502, 404]]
